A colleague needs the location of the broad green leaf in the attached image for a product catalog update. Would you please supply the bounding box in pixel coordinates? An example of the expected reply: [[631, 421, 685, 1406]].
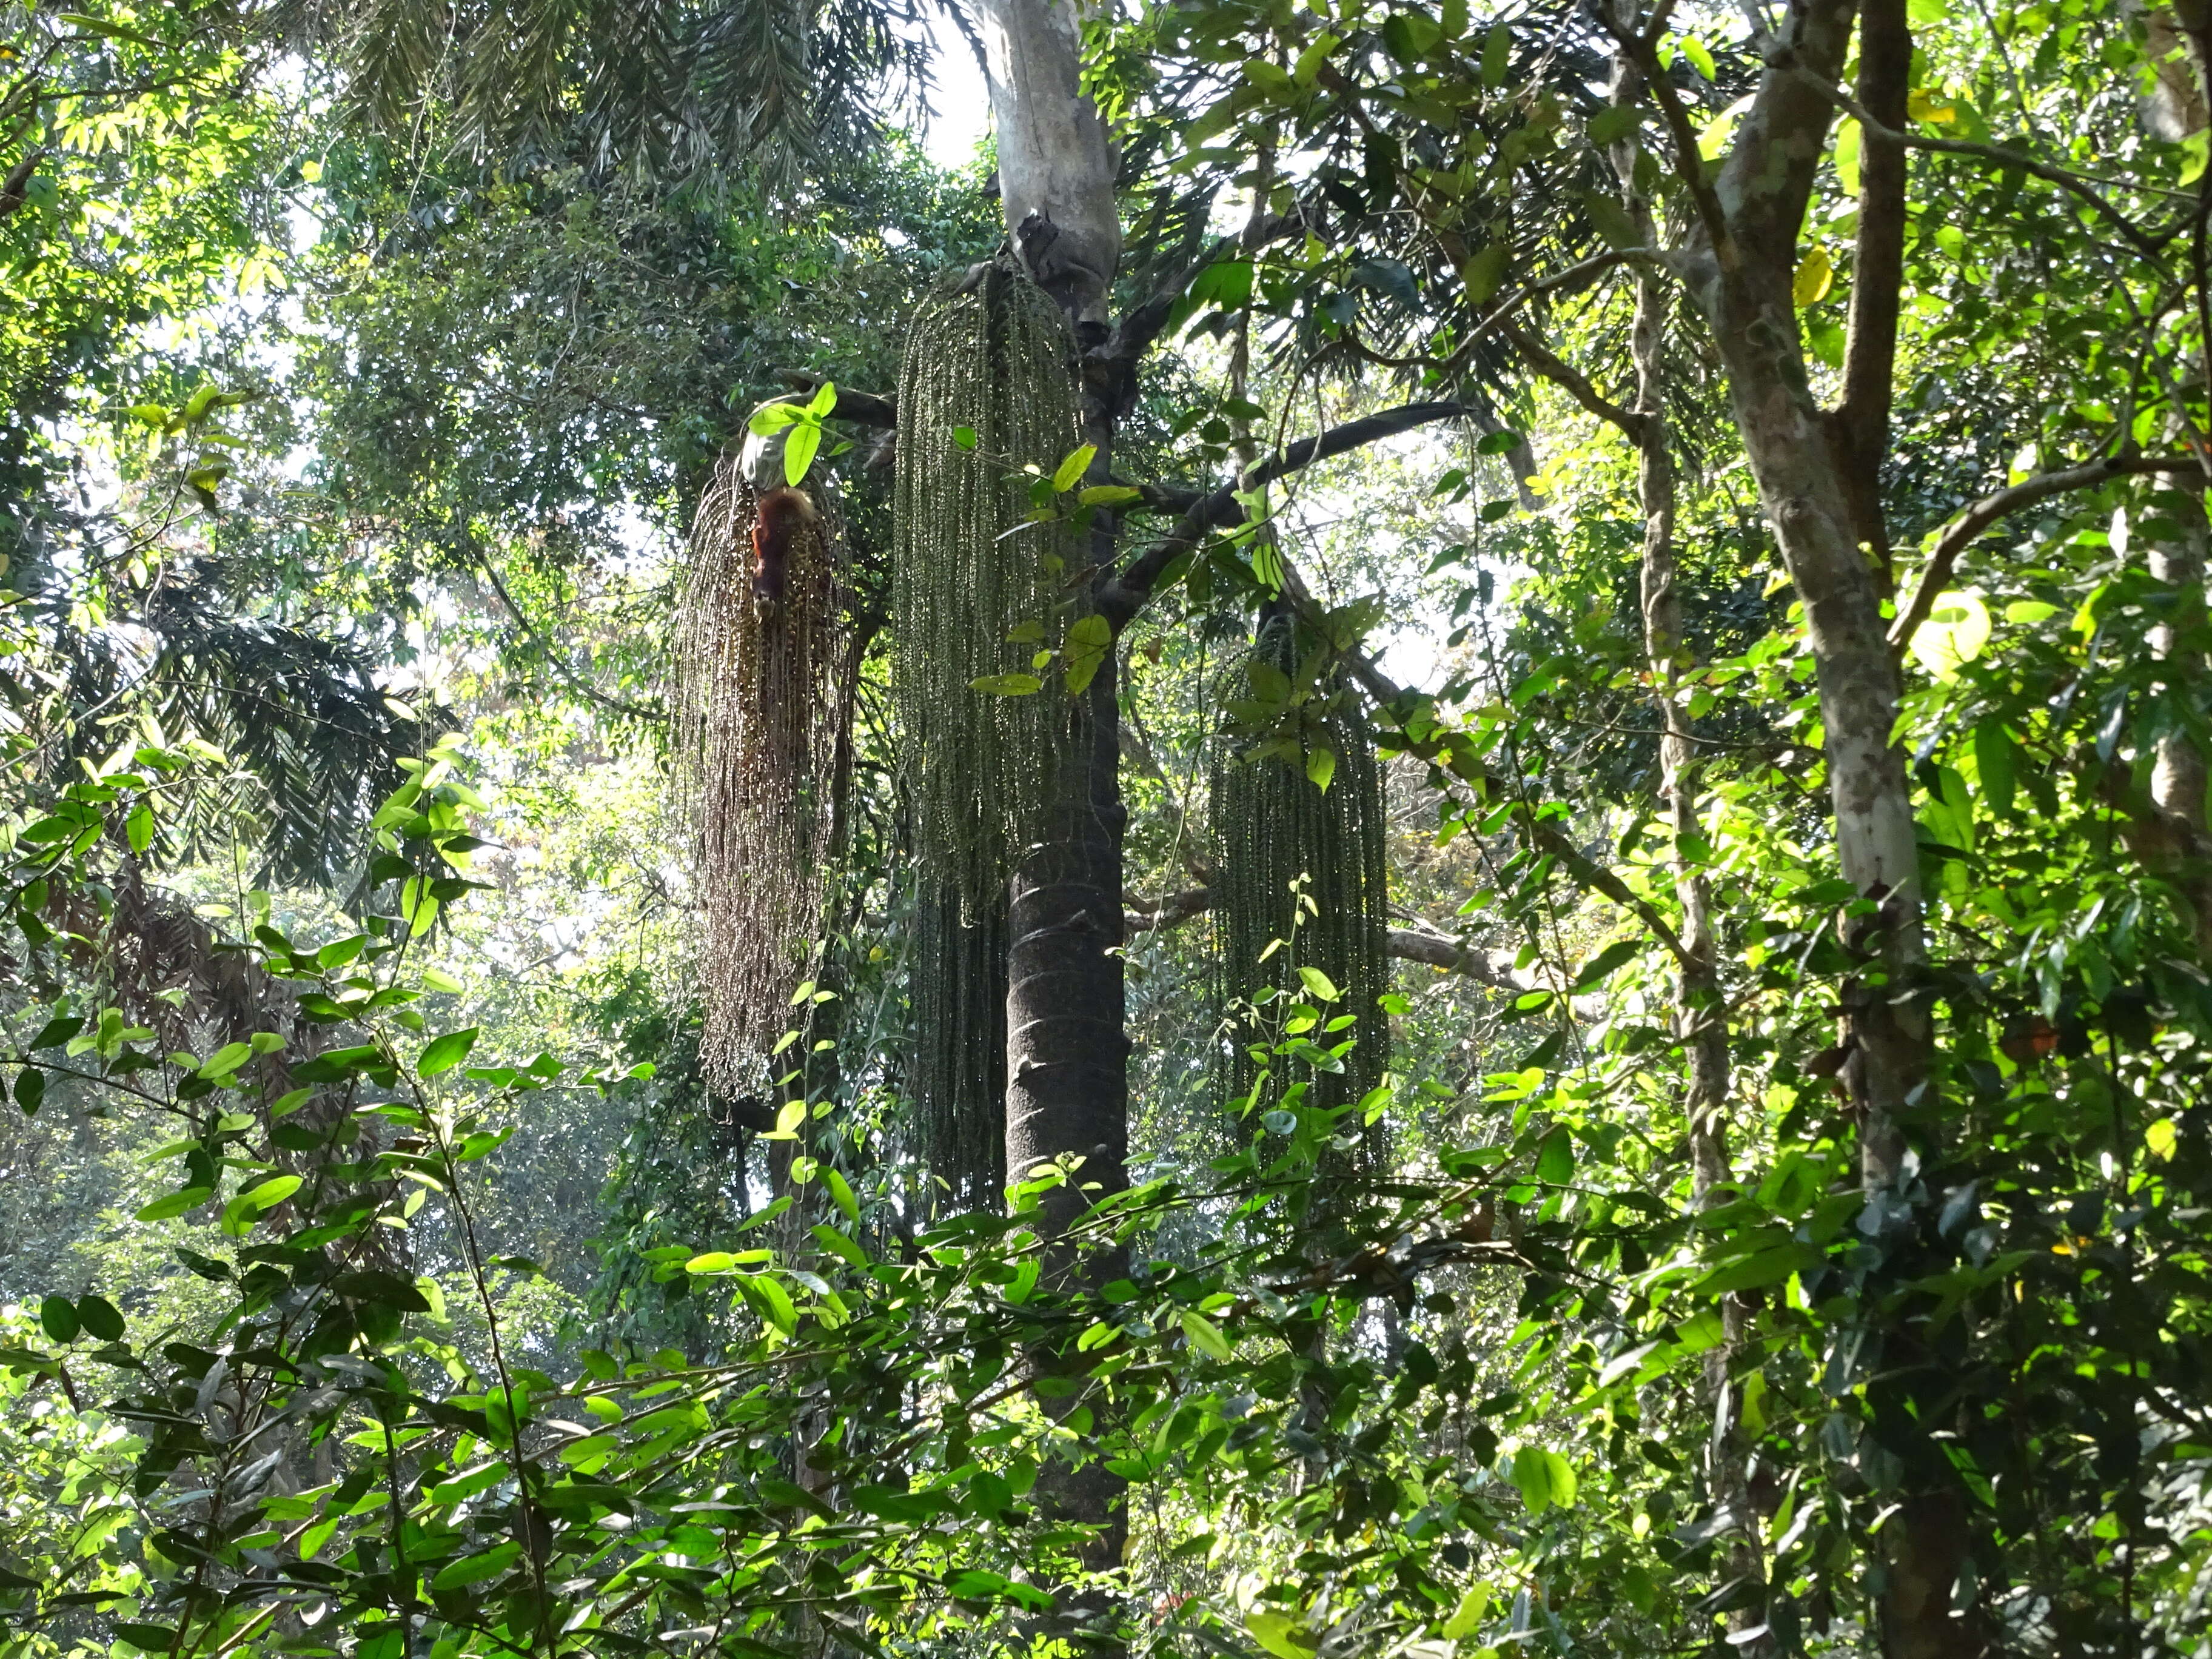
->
[[971, 673, 1043, 695], [240, 1175, 301, 1211], [1972, 722, 2017, 819], [1534, 1124, 1574, 1185], [1480, 24, 1510, 87], [418, 1028, 479, 1077], [1571, 939, 1640, 991], [824, 1166, 860, 1224], [1834, 118, 1862, 196], [748, 403, 803, 435], [432, 1542, 521, 1591], [39, 1296, 78, 1343], [1246, 1612, 1317, 1659], [806, 379, 838, 417], [1698, 93, 1755, 160], [1305, 745, 1336, 793], [1063, 614, 1114, 695], [2147, 1118, 2178, 1161], [197, 1041, 252, 1078], [1678, 36, 1715, 78], [784, 420, 822, 486], [1051, 444, 1098, 492], [76, 1295, 124, 1341], [1443, 1585, 1492, 1639], [686, 1252, 737, 1274], [1079, 484, 1142, 506], [1296, 965, 1341, 1002], [136, 1187, 212, 1222], [1180, 1309, 1232, 1361]]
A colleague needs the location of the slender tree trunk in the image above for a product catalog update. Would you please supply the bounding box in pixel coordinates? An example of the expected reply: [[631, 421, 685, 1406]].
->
[[1654, 4, 1974, 1651], [1604, 31, 1758, 1638], [2147, 490, 2212, 960]]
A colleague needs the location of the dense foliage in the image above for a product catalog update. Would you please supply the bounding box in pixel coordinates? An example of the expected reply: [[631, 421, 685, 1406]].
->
[[4, 2, 2211, 1658]]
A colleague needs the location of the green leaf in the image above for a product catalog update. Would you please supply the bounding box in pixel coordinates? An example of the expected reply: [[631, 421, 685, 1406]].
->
[[1510, 1444, 1579, 1513], [1678, 36, 1715, 78], [783, 420, 822, 486], [1972, 722, 2017, 819], [686, 1252, 738, 1274], [1305, 745, 1336, 793], [76, 1295, 125, 1341], [240, 1175, 301, 1212], [197, 1041, 252, 1079], [432, 1541, 521, 1591], [823, 1167, 860, 1224], [1582, 191, 1643, 252], [126, 800, 153, 854], [970, 673, 1043, 696], [1443, 1585, 1492, 1639], [1480, 24, 1510, 87], [1533, 1124, 1574, 1185], [1079, 484, 1142, 506], [112, 1624, 181, 1655], [418, 1028, 479, 1077], [1570, 939, 1640, 991], [39, 1296, 78, 1344], [1064, 613, 1114, 695], [806, 379, 838, 417], [331, 1270, 434, 1312], [1179, 1308, 1232, 1361], [1695, 1241, 1822, 1295], [1051, 444, 1099, 492], [1247, 1612, 1318, 1659], [1452, 247, 1506, 312], [136, 1187, 212, 1222], [951, 426, 979, 450], [1588, 105, 1639, 146], [1296, 965, 1341, 1003], [1834, 118, 1862, 196], [748, 403, 803, 435]]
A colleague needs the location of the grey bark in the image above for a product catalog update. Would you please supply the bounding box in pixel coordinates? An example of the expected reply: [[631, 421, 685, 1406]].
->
[[977, 0, 1121, 326]]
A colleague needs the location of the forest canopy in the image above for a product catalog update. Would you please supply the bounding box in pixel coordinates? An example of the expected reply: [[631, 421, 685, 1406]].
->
[[2, 1, 2210, 1657]]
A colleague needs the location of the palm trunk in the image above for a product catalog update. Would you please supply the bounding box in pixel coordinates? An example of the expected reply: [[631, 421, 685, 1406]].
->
[[976, 0, 1132, 1604]]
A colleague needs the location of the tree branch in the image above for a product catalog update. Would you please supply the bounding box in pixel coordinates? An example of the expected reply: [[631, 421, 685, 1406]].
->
[[1121, 886, 1521, 988], [1831, 0, 1912, 576], [1102, 400, 1480, 617], [1500, 318, 1648, 441], [1099, 211, 1305, 369], [1888, 452, 2206, 648], [1789, 67, 2162, 258]]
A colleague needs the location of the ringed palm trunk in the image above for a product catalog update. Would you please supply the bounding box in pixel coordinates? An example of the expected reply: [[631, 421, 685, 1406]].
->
[[977, 0, 1132, 1599]]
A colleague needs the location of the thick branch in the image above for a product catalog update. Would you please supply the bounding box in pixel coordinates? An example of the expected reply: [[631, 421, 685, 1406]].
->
[[1832, 0, 1911, 573], [1889, 453, 2205, 648]]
